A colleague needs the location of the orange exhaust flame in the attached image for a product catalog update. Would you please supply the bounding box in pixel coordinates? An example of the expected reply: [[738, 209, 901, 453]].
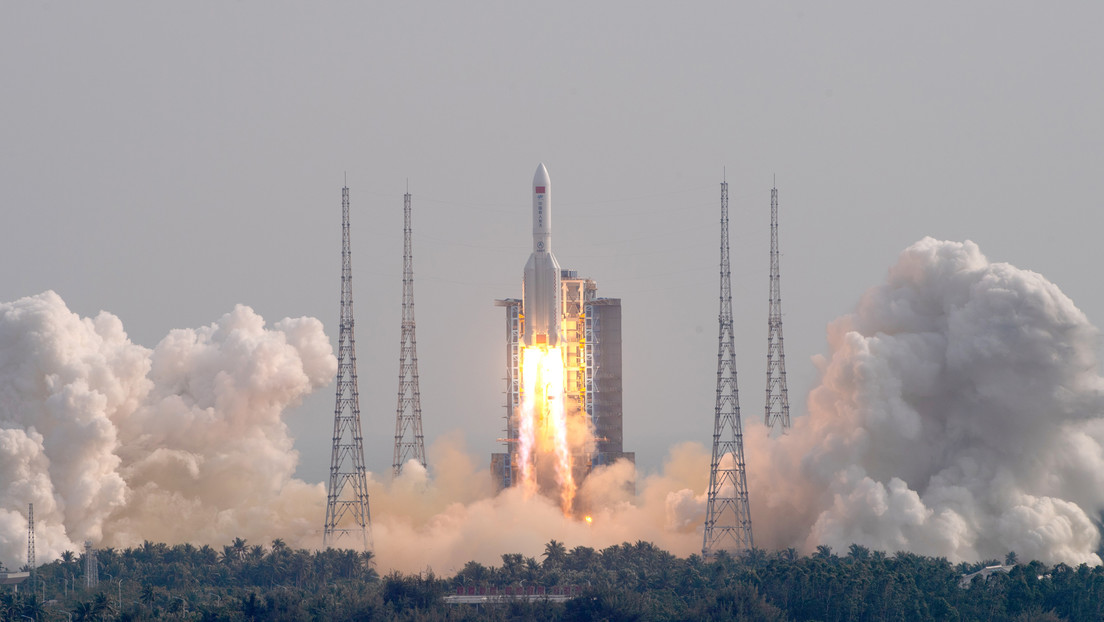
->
[[518, 345, 577, 516]]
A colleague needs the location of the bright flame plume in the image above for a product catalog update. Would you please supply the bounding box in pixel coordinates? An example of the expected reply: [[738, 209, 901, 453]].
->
[[518, 345, 577, 515]]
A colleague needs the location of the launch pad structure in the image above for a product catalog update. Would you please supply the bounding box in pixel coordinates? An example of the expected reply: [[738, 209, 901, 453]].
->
[[491, 165, 633, 495], [492, 282, 632, 490]]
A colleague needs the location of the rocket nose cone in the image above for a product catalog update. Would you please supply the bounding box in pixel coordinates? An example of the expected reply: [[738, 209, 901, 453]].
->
[[533, 163, 550, 187]]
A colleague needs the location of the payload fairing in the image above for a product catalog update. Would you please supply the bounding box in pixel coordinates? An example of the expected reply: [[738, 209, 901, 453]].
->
[[522, 163, 562, 347]]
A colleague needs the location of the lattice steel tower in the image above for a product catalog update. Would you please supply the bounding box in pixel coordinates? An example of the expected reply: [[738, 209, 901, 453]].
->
[[393, 189, 427, 476], [323, 183, 373, 551], [26, 503, 34, 588], [765, 182, 791, 433], [83, 541, 98, 589], [703, 178, 754, 557]]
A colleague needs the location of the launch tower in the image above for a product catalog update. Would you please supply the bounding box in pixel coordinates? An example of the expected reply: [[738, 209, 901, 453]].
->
[[764, 183, 791, 433], [393, 188, 427, 476], [491, 165, 633, 503], [323, 183, 373, 551], [703, 178, 754, 557]]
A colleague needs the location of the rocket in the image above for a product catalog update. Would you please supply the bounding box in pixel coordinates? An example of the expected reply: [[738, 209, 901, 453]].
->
[[522, 163, 562, 347]]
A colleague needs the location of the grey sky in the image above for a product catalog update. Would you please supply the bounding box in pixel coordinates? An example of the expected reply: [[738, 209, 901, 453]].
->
[[2, 2, 1102, 486]]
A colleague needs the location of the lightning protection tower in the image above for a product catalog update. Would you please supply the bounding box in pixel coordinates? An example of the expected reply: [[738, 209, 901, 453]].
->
[[26, 503, 34, 589], [765, 182, 791, 433], [323, 182, 373, 551], [393, 188, 427, 476], [703, 178, 754, 558]]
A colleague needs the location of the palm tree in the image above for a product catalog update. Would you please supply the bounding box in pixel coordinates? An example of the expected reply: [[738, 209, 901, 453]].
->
[[455, 561, 489, 586], [566, 546, 597, 573], [542, 540, 567, 568], [813, 545, 836, 562], [523, 557, 541, 583], [140, 540, 159, 563], [197, 544, 218, 565], [72, 600, 94, 622], [61, 549, 79, 578], [500, 554, 524, 583], [170, 595, 187, 616], [287, 550, 313, 588], [140, 583, 157, 609], [19, 593, 46, 621], [360, 550, 378, 582], [847, 544, 871, 561], [0, 594, 14, 621], [219, 545, 236, 565], [744, 547, 768, 568], [91, 592, 113, 619], [98, 547, 117, 572], [231, 537, 248, 562]]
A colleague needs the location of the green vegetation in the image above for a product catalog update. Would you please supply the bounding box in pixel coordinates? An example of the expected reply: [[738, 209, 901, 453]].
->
[[2, 539, 1102, 620]]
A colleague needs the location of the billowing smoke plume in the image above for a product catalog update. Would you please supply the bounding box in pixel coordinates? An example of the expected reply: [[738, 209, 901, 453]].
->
[[6, 236, 1104, 571], [369, 438, 710, 573], [748, 238, 1104, 565], [0, 291, 710, 572], [0, 292, 334, 564]]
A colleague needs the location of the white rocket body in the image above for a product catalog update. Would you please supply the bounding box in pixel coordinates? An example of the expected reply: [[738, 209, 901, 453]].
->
[[522, 163, 562, 347]]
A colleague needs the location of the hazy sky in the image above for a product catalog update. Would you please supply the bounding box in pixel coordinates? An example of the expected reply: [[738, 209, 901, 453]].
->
[[2, 2, 1102, 487]]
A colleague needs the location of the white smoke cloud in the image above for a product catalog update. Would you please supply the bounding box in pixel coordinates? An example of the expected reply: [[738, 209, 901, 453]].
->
[[6, 236, 1103, 571], [748, 237, 1104, 565], [0, 292, 334, 564], [0, 291, 708, 573], [0, 290, 713, 573], [366, 438, 710, 573]]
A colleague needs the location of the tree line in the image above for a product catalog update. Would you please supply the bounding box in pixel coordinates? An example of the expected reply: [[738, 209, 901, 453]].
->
[[2, 539, 1102, 620]]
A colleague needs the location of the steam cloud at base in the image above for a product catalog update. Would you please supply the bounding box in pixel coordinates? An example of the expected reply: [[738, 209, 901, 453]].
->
[[368, 438, 709, 573], [0, 292, 335, 563], [0, 291, 711, 571], [747, 238, 1104, 565], [4, 236, 1104, 570]]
